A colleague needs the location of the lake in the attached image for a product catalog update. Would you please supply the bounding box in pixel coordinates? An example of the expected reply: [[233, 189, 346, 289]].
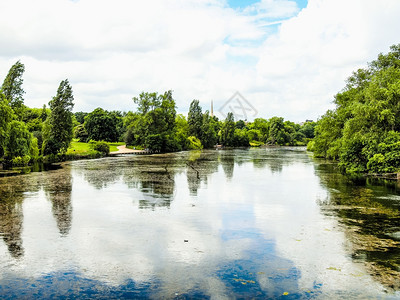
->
[[0, 148, 399, 299]]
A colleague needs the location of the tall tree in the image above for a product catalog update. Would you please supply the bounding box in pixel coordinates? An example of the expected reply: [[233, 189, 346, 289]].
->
[[43, 80, 74, 155], [312, 44, 400, 173], [188, 100, 203, 138], [130, 90, 177, 152], [200, 111, 218, 148], [1, 61, 25, 119], [219, 112, 235, 146]]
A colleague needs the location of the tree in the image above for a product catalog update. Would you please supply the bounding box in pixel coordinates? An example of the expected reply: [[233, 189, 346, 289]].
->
[[74, 111, 88, 124], [268, 116, 286, 145], [200, 111, 218, 148], [1, 61, 25, 119], [175, 114, 190, 150], [312, 44, 400, 173], [130, 90, 177, 152], [0, 92, 14, 157], [219, 112, 235, 146], [43, 80, 74, 155], [84, 108, 119, 142], [4, 120, 32, 159], [188, 100, 203, 139]]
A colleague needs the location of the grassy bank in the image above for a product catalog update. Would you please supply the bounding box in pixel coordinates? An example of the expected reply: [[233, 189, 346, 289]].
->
[[66, 140, 124, 156]]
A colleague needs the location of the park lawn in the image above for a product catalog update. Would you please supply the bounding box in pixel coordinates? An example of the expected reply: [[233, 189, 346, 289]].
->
[[67, 140, 125, 155], [66, 141, 92, 155], [108, 142, 125, 152]]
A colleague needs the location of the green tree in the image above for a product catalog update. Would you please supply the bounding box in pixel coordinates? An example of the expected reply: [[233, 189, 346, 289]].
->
[[175, 114, 190, 150], [200, 111, 218, 148], [1, 61, 26, 119], [43, 79, 74, 155], [4, 120, 32, 159], [299, 122, 316, 139], [268, 116, 286, 145], [219, 112, 235, 146], [312, 44, 400, 173], [188, 100, 203, 138], [131, 90, 177, 152], [84, 108, 119, 142], [0, 92, 14, 157], [74, 111, 88, 124]]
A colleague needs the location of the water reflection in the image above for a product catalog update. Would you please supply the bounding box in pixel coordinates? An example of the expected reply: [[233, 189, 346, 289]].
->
[[0, 177, 32, 259], [186, 151, 219, 196], [44, 169, 73, 236], [315, 161, 400, 291], [0, 148, 399, 298], [0, 196, 24, 259], [220, 152, 235, 180]]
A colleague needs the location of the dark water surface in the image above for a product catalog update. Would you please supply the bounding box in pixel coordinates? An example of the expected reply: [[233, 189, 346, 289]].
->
[[0, 148, 399, 299]]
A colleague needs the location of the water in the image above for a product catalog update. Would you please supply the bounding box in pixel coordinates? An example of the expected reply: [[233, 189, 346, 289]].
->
[[0, 148, 399, 299]]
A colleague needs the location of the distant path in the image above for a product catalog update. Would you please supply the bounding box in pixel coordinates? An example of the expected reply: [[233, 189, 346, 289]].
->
[[110, 145, 144, 154]]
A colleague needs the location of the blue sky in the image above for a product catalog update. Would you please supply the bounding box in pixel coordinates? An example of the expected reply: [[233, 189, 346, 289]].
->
[[0, 0, 400, 122], [228, 0, 308, 10]]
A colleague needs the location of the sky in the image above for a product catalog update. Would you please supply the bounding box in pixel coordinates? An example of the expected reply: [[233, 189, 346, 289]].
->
[[0, 0, 399, 122]]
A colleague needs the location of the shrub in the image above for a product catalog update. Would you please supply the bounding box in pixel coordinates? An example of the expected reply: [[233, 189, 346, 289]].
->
[[89, 140, 110, 155], [187, 136, 203, 150], [12, 155, 31, 166]]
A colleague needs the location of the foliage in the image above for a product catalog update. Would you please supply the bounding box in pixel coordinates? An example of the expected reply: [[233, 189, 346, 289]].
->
[[250, 140, 264, 147], [1, 61, 25, 119], [188, 100, 203, 138], [0, 92, 14, 157], [44, 79, 74, 155], [219, 112, 235, 146], [89, 140, 110, 155], [233, 128, 249, 147], [74, 111, 88, 124], [312, 44, 400, 173], [200, 111, 218, 148], [84, 108, 120, 142], [11, 155, 31, 166], [4, 120, 33, 159], [187, 136, 203, 150], [130, 90, 177, 152], [74, 124, 88, 141]]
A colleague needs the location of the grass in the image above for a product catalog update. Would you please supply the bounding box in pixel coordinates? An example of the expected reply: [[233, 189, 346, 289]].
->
[[66, 140, 125, 155], [126, 145, 144, 150], [108, 142, 125, 152]]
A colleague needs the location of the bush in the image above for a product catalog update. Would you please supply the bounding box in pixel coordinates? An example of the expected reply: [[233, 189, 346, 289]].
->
[[187, 136, 203, 150], [88, 140, 110, 155], [144, 134, 163, 152], [12, 155, 31, 166], [306, 140, 315, 152]]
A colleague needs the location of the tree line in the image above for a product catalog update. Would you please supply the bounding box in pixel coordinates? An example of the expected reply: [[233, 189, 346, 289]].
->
[[309, 44, 400, 174], [0, 61, 315, 166]]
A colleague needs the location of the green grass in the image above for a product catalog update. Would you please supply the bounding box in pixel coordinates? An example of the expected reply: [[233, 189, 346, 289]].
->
[[67, 140, 125, 155], [126, 145, 144, 150], [107, 142, 125, 152]]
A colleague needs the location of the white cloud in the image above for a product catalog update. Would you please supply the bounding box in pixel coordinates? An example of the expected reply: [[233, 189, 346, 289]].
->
[[0, 0, 400, 121]]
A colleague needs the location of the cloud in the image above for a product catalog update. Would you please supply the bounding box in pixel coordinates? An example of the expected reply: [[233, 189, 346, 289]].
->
[[0, 0, 400, 121]]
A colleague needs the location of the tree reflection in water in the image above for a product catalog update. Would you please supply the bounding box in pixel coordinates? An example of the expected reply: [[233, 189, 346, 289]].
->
[[186, 150, 219, 196], [43, 168, 73, 236], [0, 174, 41, 258], [0, 190, 24, 258], [315, 161, 400, 291]]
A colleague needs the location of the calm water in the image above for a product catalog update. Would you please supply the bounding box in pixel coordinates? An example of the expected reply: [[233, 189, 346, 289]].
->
[[0, 148, 399, 299]]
